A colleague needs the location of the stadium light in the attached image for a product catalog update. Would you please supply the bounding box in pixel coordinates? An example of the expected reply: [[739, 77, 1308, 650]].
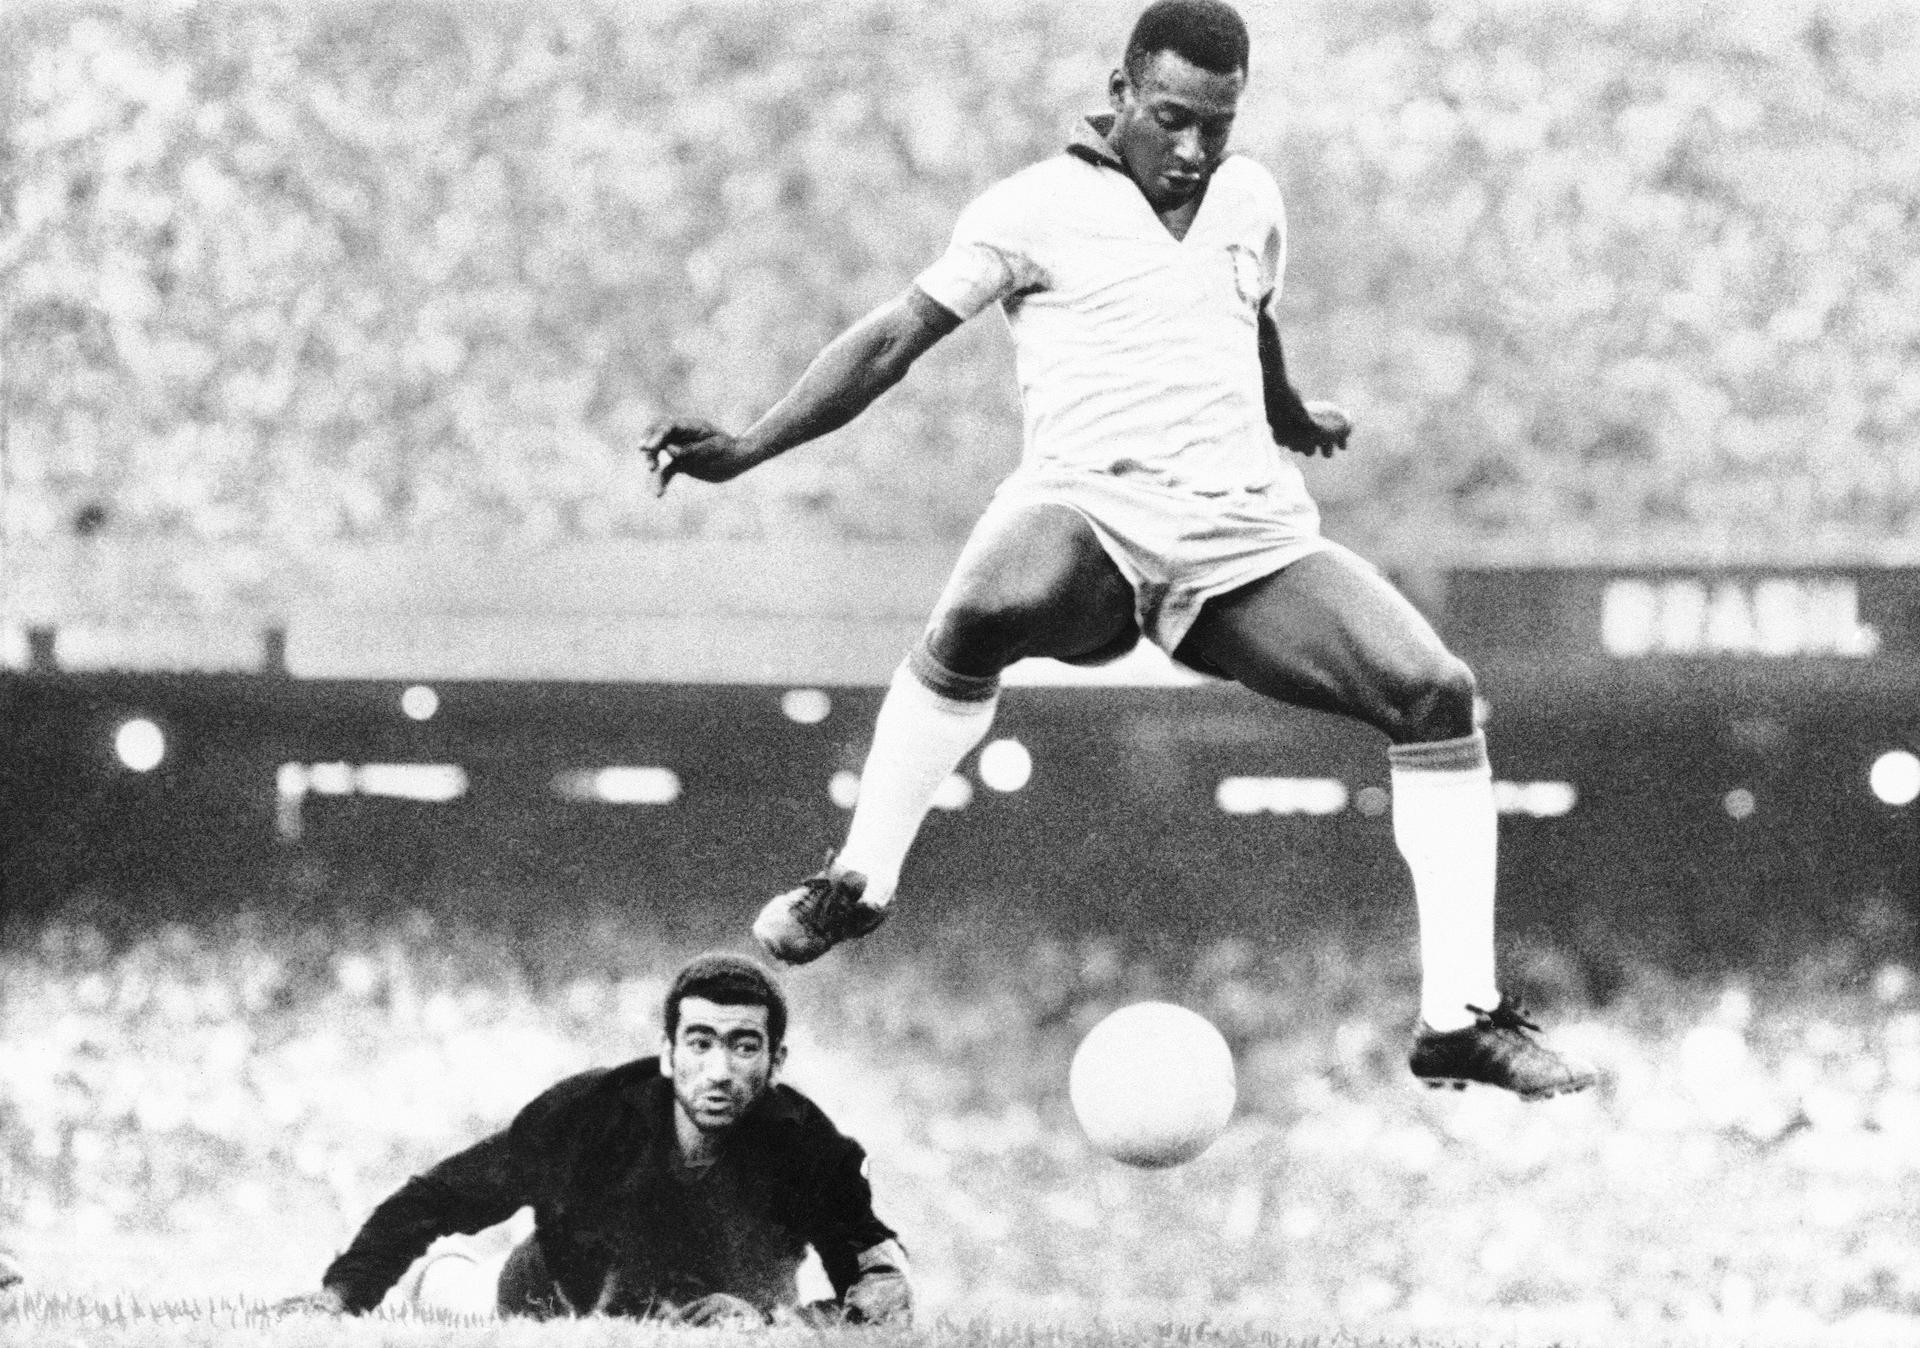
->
[[781, 689, 832, 725], [278, 762, 467, 802], [1724, 788, 1757, 820], [1870, 751, 1920, 807], [977, 738, 1033, 792], [1215, 777, 1348, 816], [401, 685, 440, 721], [114, 718, 165, 772], [355, 764, 467, 802], [1493, 781, 1579, 818], [271, 760, 467, 840], [275, 763, 307, 842], [551, 767, 681, 805], [308, 762, 355, 795]]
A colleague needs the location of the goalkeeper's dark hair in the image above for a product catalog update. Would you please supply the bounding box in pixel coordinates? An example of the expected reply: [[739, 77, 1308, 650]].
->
[[665, 952, 789, 1049], [1124, 0, 1250, 80]]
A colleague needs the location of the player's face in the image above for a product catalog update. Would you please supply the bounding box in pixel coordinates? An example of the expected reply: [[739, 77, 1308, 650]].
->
[[663, 997, 786, 1134], [1108, 49, 1245, 213]]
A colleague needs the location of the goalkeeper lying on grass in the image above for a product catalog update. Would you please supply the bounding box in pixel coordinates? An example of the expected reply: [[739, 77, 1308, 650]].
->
[[276, 953, 911, 1326]]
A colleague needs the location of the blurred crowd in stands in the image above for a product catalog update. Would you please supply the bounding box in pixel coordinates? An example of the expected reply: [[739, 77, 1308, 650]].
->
[[1, 0, 1915, 610]]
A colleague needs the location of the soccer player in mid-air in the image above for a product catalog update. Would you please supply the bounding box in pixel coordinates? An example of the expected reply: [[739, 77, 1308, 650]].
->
[[643, 0, 1594, 1099]]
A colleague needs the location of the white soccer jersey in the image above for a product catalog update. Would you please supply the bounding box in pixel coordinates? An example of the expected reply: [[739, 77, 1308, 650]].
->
[[915, 117, 1304, 499]]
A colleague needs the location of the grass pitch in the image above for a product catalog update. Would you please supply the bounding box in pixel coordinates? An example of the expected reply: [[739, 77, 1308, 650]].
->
[[5, 908, 1920, 1343], [0, 1297, 1476, 1348], [10, 1296, 1920, 1348]]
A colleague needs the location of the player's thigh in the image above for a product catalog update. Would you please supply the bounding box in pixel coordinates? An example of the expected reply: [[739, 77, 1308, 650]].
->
[[926, 502, 1137, 674], [1177, 546, 1475, 741]]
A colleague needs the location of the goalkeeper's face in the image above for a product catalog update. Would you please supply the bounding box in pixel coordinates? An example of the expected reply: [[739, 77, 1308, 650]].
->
[[664, 997, 787, 1134], [1108, 48, 1245, 213]]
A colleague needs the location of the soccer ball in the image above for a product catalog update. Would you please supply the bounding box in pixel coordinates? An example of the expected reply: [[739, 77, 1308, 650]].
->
[[401, 1244, 503, 1319], [1069, 1001, 1235, 1168]]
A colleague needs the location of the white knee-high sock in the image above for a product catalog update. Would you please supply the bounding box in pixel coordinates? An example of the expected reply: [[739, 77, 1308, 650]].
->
[[1389, 731, 1502, 1031], [835, 650, 999, 908]]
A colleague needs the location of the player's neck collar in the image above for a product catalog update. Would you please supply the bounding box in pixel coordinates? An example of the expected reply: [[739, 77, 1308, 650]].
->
[[1066, 111, 1239, 175], [1065, 113, 1125, 170]]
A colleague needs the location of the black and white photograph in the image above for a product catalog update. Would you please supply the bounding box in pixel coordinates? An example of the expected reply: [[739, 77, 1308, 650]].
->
[[1, 1, 1916, 1344]]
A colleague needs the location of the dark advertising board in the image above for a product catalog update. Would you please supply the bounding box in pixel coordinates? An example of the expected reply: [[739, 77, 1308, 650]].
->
[[1442, 568, 1920, 699]]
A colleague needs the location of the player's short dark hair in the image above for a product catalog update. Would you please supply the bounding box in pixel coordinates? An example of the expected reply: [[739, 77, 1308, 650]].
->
[[664, 952, 789, 1049], [1124, 0, 1250, 80]]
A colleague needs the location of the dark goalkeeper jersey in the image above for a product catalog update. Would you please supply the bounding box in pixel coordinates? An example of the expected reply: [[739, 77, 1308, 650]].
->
[[321, 1056, 898, 1317]]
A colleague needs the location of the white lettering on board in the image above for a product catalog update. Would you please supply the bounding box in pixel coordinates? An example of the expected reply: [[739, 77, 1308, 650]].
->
[[1601, 577, 1880, 657]]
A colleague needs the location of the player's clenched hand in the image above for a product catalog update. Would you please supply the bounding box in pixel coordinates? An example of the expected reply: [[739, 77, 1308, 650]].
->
[[843, 1271, 914, 1325], [638, 417, 759, 497], [1282, 401, 1353, 459]]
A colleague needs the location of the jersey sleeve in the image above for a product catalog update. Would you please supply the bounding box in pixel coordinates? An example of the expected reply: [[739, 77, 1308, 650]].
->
[[1247, 161, 1288, 308], [764, 1088, 899, 1297], [803, 1133, 900, 1297], [320, 1068, 611, 1313], [912, 181, 1046, 321], [321, 1131, 528, 1312]]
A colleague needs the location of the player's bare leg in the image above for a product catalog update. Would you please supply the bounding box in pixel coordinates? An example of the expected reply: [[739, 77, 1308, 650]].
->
[[755, 504, 1137, 964], [1177, 545, 1596, 1099]]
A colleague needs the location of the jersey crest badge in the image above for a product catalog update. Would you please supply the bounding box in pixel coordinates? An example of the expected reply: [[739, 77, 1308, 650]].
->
[[1227, 244, 1264, 309]]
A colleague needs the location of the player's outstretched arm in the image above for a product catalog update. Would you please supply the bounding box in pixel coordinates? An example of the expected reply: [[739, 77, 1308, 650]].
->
[[316, 1131, 525, 1313], [642, 287, 961, 496], [1257, 307, 1352, 458]]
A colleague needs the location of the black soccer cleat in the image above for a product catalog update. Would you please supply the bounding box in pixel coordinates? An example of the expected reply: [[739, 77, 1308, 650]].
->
[[1409, 996, 1598, 1100], [752, 864, 887, 965]]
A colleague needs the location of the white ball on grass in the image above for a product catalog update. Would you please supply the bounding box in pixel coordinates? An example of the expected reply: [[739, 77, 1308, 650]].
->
[[1069, 1001, 1235, 1168], [404, 1247, 501, 1319]]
